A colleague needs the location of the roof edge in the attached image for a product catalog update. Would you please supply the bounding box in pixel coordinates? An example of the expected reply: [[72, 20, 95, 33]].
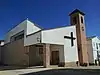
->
[[69, 9, 85, 16]]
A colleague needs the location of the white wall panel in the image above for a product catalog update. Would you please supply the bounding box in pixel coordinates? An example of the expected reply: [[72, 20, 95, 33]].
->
[[42, 26, 76, 45], [5, 20, 27, 44], [42, 26, 78, 62], [24, 31, 41, 46], [64, 38, 78, 62], [5, 19, 41, 46], [26, 20, 41, 35]]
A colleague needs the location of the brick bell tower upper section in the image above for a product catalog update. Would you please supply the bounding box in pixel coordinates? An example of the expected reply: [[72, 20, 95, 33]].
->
[[69, 9, 85, 26], [69, 9, 88, 64]]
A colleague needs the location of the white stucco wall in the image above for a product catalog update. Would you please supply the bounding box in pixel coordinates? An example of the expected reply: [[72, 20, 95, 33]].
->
[[91, 37, 100, 62], [92, 37, 100, 51], [64, 38, 78, 62], [24, 20, 41, 46], [5, 20, 27, 44], [93, 51, 97, 62], [24, 31, 41, 46], [42, 26, 78, 63], [26, 20, 41, 35], [5, 19, 41, 46], [42, 26, 76, 45]]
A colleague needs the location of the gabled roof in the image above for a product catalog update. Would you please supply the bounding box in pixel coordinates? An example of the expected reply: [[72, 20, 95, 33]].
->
[[69, 9, 85, 16]]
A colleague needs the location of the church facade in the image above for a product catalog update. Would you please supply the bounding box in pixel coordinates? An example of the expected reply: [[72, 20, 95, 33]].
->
[[0, 9, 90, 67]]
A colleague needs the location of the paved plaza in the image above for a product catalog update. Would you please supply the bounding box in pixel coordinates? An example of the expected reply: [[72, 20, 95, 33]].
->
[[0, 66, 100, 75]]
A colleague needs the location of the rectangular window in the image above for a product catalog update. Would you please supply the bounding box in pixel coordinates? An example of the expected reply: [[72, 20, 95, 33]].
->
[[81, 16, 83, 23], [82, 27, 84, 31], [93, 42, 95, 47], [73, 17, 77, 24], [96, 43, 98, 49], [39, 48, 43, 54], [14, 34, 24, 41], [10, 31, 24, 42]]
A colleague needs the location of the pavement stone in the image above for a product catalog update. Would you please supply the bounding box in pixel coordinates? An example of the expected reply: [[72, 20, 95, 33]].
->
[[0, 66, 100, 75]]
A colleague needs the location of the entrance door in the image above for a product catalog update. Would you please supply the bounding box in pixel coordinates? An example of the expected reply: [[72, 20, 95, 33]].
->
[[51, 51, 59, 65]]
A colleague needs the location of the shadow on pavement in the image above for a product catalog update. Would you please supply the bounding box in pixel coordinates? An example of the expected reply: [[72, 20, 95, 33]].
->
[[23, 68, 100, 75], [0, 66, 27, 71], [0, 66, 44, 71]]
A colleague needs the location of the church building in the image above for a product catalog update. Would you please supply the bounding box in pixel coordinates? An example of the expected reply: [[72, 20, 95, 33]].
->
[[0, 9, 89, 67]]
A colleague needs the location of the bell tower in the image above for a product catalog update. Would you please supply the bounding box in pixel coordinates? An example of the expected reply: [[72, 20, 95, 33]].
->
[[69, 9, 88, 65]]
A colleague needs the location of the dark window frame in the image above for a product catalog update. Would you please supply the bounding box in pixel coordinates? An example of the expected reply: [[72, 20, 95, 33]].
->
[[14, 33, 24, 41], [82, 27, 84, 31], [10, 30, 24, 42], [73, 16, 77, 24], [81, 16, 83, 23], [96, 43, 98, 49]]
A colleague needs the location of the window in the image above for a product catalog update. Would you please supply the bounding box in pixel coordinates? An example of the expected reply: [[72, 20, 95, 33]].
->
[[39, 48, 43, 54], [14, 34, 24, 41], [82, 27, 84, 31], [81, 16, 83, 23], [97, 51, 99, 58], [96, 43, 98, 49], [10, 31, 24, 42], [73, 17, 77, 24]]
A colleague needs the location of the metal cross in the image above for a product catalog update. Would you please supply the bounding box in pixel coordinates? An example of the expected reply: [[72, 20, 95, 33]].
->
[[64, 32, 76, 46]]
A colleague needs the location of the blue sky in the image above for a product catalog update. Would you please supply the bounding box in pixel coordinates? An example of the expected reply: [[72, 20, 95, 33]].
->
[[0, 0, 100, 39]]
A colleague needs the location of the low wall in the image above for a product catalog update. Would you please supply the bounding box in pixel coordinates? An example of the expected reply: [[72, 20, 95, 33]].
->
[[1, 39, 29, 66]]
